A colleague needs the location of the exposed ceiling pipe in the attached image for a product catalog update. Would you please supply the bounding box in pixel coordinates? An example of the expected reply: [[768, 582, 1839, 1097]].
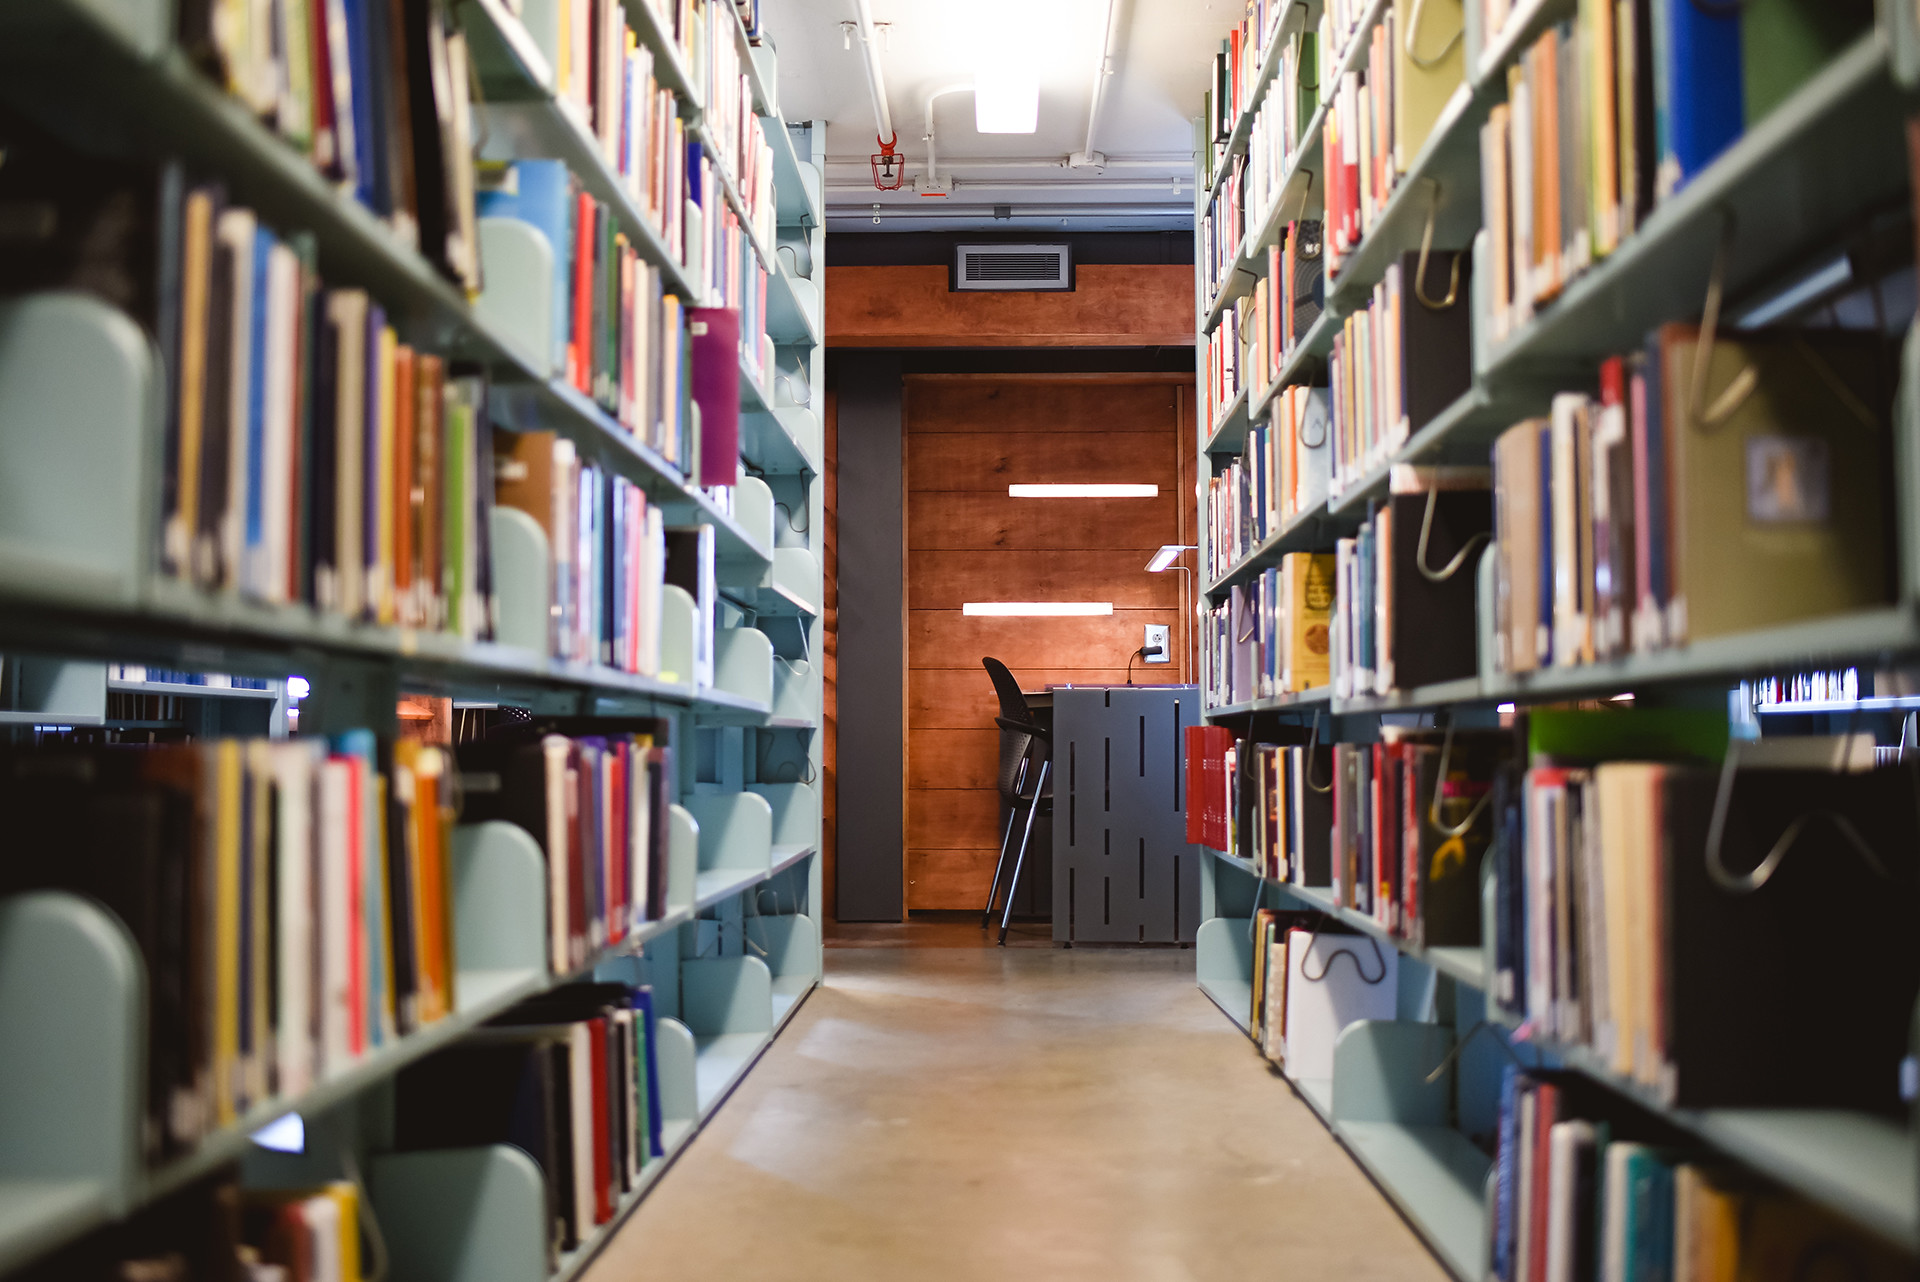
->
[[827, 156, 1183, 171], [920, 81, 973, 194], [846, 0, 895, 147], [828, 203, 1191, 221], [829, 178, 1185, 192], [1075, 0, 1127, 168]]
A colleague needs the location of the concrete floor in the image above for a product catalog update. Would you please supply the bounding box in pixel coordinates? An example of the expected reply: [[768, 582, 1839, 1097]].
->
[[580, 930, 1451, 1282]]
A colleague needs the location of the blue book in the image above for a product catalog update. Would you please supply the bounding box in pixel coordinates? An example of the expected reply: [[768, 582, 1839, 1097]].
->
[[1492, 1066, 1521, 1282], [339, 0, 380, 211], [631, 986, 665, 1159], [1657, 0, 1743, 197], [245, 226, 274, 588], [478, 160, 575, 376], [334, 729, 390, 1048]]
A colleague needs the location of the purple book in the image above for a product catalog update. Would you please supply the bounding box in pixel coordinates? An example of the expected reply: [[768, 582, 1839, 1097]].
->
[[687, 306, 740, 488]]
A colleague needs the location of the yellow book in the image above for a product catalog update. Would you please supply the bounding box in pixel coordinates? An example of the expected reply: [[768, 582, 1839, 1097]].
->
[[1673, 1164, 1743, 1282], [1392, 0, 1465, 175], [212, 740, 243, 1127], [1281, 552, 1337, 691], [1584, 0, 1619, 254], [325, 1182, 362, 1282], [375, 325, 398, 625]]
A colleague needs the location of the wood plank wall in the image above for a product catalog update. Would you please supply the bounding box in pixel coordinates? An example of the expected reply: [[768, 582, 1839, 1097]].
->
[[904, 374, 1197, 910], [828, 265, 1194, 347]]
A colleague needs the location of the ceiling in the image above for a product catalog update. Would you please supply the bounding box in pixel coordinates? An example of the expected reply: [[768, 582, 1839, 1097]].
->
[[757, 0, 1225, 233]]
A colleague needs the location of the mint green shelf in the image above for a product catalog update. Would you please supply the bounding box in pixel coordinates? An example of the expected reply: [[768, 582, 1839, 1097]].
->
[[1203, 502, 1346, 598], [766, 267, 822, 347], [1471, 0, 1576, 88], [1202, 686, 1332, 721], [767, 120, 823, 229], [1204, 384, 1252, 454]]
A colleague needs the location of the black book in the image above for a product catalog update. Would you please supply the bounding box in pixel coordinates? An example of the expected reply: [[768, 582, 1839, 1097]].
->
[[308, 293, 340, 605], [393, 1038, 567, 1269], [1396, 247, 1474, 436], [1385, 485, 1493, 688], [381, 738, 420, 1035], [1661, 762, 1920, 1113]]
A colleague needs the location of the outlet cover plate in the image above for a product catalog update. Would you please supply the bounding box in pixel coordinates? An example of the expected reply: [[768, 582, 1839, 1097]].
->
[[1144, 624, 1170, 663]]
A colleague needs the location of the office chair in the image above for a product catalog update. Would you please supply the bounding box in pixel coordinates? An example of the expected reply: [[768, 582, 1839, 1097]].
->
[[980, 657, 1051, 945]]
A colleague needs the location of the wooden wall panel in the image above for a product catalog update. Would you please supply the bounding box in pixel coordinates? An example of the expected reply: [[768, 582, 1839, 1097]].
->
[[908, 609, 1186, 670], [907, 850, 1000, 912], [904, 374, 1194, 910], [908, 493, 1179, 551], [904, 377, 1180, 433], [828, 265, 1193, 348], [906, 433, 1176, 490]]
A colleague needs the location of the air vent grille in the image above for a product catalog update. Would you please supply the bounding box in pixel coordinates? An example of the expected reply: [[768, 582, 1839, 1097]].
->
[[954, 244, 1073, 291]]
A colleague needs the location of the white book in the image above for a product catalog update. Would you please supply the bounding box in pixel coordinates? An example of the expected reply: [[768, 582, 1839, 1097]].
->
[[543, 735, 573, 974], [303, 1196, 342, 1282], [256, 241, 300, 602], [318, 757, 355, 1076], [1545, 1120, 1596, 1282], [1549, 394, 1585, 667], [1515, 1089, 1538, 1282], [568, 1022, 597, 1237], [613, 1007, 640, 1186], [629, 746, 650, 929], [1599, 1141, 1640, 1282], [271, 741, 320, 1097]]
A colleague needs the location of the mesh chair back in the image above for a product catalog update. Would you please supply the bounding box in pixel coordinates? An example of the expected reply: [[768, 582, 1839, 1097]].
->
[[982, 657, 1031, 722], [984, 657, 1037, 804]]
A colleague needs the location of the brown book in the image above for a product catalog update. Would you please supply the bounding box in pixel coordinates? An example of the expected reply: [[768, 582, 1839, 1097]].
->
[[393, 345, 417, 626]]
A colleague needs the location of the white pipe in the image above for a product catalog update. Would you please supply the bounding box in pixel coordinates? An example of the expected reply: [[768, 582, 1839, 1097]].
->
[[922, 81, 973, 188], [827, 178, 1185, 191], [825, 156, 1183, 171], [848, 0, 894, 145], [826, 204, 1191, 218], [1082, 0, 1125, 160]]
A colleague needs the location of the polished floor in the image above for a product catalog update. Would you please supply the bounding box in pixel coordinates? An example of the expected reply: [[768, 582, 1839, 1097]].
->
[[581, 924, 1450, 1281]]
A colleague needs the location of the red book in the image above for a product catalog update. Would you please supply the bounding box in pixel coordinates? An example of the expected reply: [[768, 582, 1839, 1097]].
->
[[570, 193, 596, 393], [587, 1016, 613, 1224], [607, 743, 628, 944], [1527, 1080, 1560, 1282], [1183, 725, 1235, 850]]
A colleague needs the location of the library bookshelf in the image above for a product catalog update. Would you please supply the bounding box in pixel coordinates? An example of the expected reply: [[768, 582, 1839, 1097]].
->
[[0, 0, 826, 1277], [1192, 0, 1920, 1277]]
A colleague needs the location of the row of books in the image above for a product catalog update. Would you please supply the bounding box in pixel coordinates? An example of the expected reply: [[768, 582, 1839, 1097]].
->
[[1478, 1, 1872, 346], [495, 430, 671, 675], [1321, 0, 1464, 277], [0, 733, 460, 1157], [149, 175, 500, 634], [1243, 27, 1321, 241], [1487, 327, 1890, 677], [1240, 222, 1327, 405], [696, 0, 776, 250], [1489, 710, 1920, 1115], [1201, 0, 1298, 186], [1203, 387, 1331, 580], [550, 0, 698, 267], [1229, 741, 1333, 884], [1204, 552, 1335, 707], [1325, 730, 1501, 939], [178, 0, 483, 295], [1205, 303, 1245, 437], [1201, 165, 1250, 326], [1329, 468, 1490, 697], [1493, 1068, 1908, 1282], [396, 978, 669, 1264], [478, 159, 700, 469], [1249, 912, 1399, 1079], [108, 666, 275, 690], [457, 729, 675, 976], [1326, 250, 1473, 500]]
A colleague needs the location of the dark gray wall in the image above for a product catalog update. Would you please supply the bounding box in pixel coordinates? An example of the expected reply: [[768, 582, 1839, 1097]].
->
[[833, 351, 906, 921]]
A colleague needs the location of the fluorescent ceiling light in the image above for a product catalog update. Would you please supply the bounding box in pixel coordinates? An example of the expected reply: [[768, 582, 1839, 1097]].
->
[[1009, 484, 1159, 498], [963, 602, 1113, 617], [974, 62, 1039, 133], [1146, 544, 1195, 572]]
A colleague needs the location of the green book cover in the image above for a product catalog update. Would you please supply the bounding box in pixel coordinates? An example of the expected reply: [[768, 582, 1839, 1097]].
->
[[1740, 0, 1873, 125], [1528, 707, 1728, 763]]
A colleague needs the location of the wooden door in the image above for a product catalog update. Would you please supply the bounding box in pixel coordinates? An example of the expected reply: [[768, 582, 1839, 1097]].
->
[[904, 374, 1197, 911]]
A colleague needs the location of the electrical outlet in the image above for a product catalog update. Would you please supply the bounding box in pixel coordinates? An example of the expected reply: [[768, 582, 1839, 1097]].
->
[[1144, 624, 1170, 663]]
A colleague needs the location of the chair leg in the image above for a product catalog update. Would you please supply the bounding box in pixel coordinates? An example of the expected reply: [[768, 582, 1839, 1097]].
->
[[998, 758, 1050, 946], [981, 801, 1021, 928]]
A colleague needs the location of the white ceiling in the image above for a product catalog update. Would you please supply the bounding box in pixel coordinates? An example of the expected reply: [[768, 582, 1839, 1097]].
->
[[758, 0, 1227, 233]]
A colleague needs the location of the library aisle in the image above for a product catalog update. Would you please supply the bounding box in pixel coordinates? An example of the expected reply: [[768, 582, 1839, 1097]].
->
[[582, 932, 1447, 1282]]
